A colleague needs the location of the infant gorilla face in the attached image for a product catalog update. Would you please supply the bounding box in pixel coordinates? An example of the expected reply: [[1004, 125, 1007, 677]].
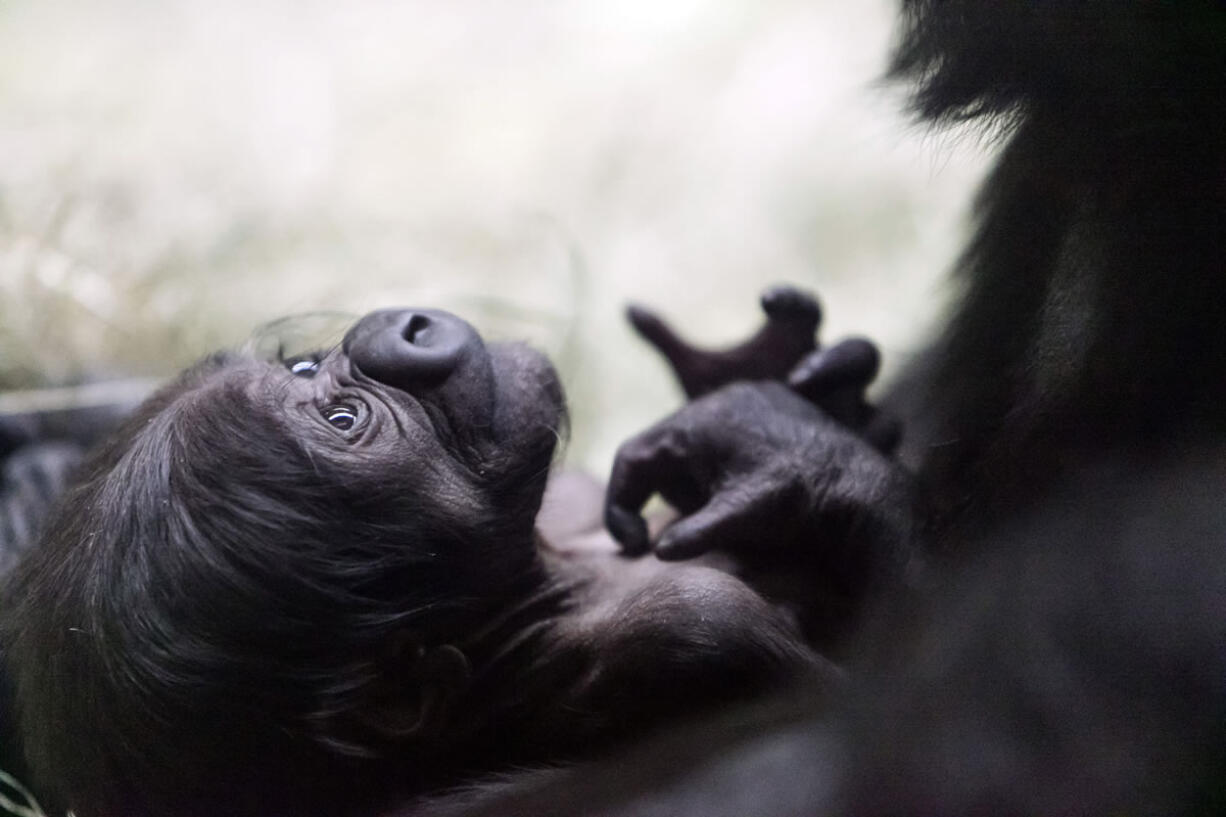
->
[[179, 306, 569, 592], [262, 308, 566, 518]]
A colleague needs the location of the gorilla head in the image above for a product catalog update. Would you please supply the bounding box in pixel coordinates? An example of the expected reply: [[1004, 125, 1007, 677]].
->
[[2, 308, 570, 816]]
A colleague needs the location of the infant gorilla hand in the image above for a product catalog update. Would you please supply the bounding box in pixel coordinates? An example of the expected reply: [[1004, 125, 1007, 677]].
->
[[788, 337, 901, 455], [628, 285, 901, 454], [605, 382, 918, 602], [626, 285, 821, 400]]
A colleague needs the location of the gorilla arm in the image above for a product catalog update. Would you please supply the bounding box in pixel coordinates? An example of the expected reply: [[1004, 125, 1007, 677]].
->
[[604, 382, 921, 649]]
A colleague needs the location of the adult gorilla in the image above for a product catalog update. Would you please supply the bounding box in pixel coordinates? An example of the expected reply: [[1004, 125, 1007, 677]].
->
[[0, 308, 834, 817], [421, 1, 1226, 814]]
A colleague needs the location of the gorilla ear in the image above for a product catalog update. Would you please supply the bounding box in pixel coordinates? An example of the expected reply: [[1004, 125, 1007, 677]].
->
[[358, 643, 472, 740]]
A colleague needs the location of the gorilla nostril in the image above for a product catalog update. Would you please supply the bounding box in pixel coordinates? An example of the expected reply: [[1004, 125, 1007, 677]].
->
[[404, 314, 431, 345], [345, 308, 485, 391]]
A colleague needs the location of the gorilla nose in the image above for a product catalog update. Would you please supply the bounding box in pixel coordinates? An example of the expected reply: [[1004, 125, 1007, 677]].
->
[[343, 308, 483, 389]]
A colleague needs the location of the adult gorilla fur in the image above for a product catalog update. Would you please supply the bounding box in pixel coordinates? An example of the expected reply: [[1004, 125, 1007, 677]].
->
[[410, 2, 1226, 814], [890, 0, 1226, 526]]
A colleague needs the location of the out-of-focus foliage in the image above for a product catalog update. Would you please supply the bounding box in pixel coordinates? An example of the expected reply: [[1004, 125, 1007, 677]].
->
[[0, 0, 987, 472]]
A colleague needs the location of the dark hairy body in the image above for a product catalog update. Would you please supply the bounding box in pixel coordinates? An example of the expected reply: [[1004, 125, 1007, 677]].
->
[[4, 1, 1226, 815], [404, 1, 1226, 814], [891, 0, 1226, 533], [0, 309, 837, 817]]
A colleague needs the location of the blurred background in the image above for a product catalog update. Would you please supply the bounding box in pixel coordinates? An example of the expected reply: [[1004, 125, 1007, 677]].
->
[[0, 0, 989, 474]]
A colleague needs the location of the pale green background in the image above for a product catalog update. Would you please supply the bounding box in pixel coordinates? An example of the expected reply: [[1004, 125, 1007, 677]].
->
[[0, 0, 990, 474]]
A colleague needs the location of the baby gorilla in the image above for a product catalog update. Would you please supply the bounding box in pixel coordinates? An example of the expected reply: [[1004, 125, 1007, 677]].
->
[[0, 308, 824, 817]]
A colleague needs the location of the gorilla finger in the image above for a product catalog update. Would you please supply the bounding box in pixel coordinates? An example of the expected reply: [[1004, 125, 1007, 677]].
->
[[655, 489, 763, 561], [605, 431, 690, 554], [759, 285, 822, 325], [813, 387, 866, 429], [604, 502, 652, 555], [626, 304, 696, 373], [863, 411, 903, 455], [788, 337, 881, 400]]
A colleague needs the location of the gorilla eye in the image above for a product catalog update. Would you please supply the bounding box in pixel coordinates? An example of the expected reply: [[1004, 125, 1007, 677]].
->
[[322, 404, 358, 431], [289, 359, 319, 377]]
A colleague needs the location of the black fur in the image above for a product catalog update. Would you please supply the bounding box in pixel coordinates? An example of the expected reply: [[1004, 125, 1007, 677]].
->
[[0, 311, 824, 817], [888, 0, 1226, 535], [0, 442, 83, 574], [414, 2, 1226, 814], [410, 458, 1226, 817], [2, 349, 553, 815]]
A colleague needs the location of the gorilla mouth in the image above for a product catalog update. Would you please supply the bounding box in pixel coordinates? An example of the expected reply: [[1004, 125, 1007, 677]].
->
[[486, 341, 568, 462]]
